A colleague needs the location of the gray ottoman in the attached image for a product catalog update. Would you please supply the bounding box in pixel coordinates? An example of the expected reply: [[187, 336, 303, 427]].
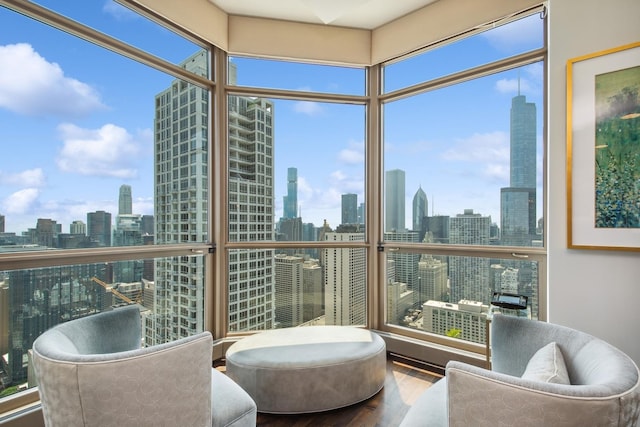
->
[[225, 326, 386, 414]]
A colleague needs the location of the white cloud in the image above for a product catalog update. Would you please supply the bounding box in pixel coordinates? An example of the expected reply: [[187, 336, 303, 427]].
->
[[441, 131, 510, 183], [0, 43, 105, 117], [293, 101, 324, 116], [0, 168, 45, 187], [3, 188, 40, 214], [330, 170, 347, 182], [442, 131, 508, 162], [495, 64, 541, 95], [338, 140, 364, 164], [495, 78, 532, 94], [481, 14, 541, 52], [102, 1, 139, 21], [133, 197, 154, 216], [56, 123, 140, 178]]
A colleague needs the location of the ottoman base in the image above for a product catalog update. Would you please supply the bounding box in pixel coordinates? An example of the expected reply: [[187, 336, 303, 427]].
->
[[225, 326, 386, 414]]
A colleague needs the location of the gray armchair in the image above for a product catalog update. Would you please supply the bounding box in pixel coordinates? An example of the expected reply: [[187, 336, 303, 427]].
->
[[400, 314, 640, 426], [32, 305, 256, 427]]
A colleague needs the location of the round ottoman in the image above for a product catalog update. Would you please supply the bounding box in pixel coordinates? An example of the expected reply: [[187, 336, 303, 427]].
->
[[225, 326, 386, 414]]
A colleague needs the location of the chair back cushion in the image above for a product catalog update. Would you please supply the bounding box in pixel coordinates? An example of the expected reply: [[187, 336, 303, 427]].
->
[[32, 307, 213, 427]]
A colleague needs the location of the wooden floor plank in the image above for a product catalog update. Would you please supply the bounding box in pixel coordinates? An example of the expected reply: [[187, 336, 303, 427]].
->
[[219, 356, 442, 427]]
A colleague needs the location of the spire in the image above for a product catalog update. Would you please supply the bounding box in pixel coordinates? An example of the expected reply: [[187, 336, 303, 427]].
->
[[518, 70, 521, 96]]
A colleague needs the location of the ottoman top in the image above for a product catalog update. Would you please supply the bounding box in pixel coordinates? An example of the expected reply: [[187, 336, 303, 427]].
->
[[226, 326, 385, 368]]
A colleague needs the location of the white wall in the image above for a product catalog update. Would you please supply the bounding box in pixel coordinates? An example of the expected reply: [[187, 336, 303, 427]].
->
[[548, 0, 640, 364]]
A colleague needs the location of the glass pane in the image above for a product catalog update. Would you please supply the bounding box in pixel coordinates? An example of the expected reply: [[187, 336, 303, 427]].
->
[[26, 0, 205, 66], [384, 13, 544, 93], [386, 251, 539, 345], [0, 8, 209, 251], [229, 244, 366, 332], [0, 255, 205, 397], [228, 94, 365, 242], [383, 63, 544, 247], [229, 56, 365, 95]]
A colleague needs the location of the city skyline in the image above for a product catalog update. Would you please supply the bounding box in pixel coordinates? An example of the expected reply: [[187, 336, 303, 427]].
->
[[0, 3, 543, 235]]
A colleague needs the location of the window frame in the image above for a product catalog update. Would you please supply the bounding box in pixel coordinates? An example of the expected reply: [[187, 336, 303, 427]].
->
[[0, 0, 548, 413]]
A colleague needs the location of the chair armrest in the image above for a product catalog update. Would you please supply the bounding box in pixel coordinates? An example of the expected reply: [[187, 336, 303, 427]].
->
[[446, 361, 628, 427]]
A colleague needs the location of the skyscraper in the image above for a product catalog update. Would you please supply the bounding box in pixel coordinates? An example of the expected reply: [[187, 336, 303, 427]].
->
[[35, 218, 60, 248], [302, 259, 323, 322], [341, 193, 358, 225], [499, 91, 538, 312], [0, 214, 4, 233], [385, 230, 420, 305], [274, 254, 304, 327], [449, 209, 491, 304], [387, 281, 414, 324], [510, 93, 537, 188], [422, 300, 487, 344], [227, 62, 275, 332], [87, 211, 111, 247], [70, 220, 86, 235], [385, 169, 405, 232], [412, 185, 428, 233], [113, 209, 143, 282], [357, 202, 365, 225], [283, 167, 298, 219], [151, 51, 209, 344], [324, 231, 366, 326], [417, 254, 448, 304], [152, 54, 275, 338], [500, 92, 537, 246], [119, 184, 132, 215]]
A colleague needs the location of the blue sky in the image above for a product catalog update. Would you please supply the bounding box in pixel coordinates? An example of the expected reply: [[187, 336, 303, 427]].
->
[[0, 1, 544, 235]]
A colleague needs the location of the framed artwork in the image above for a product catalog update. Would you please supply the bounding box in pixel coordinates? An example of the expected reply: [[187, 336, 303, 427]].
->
[[566, 41, 640, 251]]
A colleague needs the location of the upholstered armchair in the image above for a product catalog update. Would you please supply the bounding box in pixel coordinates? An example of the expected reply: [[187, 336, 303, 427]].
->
[[32, 305, 256, 427], [400, 314, 640, 426]]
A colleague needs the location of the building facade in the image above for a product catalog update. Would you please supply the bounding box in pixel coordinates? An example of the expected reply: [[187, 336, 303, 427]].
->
[[449, 209, 491, 304], [323, 232, 366, 326]]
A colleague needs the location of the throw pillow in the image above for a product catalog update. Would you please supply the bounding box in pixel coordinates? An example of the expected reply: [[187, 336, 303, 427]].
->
[[521, 341, 570, 384]]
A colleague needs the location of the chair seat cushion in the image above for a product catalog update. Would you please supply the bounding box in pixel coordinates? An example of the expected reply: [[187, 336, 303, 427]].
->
[[211, 369, 257, 427], [398, 378, 447, 427]]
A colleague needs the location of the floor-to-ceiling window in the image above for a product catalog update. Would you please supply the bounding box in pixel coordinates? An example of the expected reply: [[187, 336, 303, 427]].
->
[[222, 57, 368, 332], [380, 10, 547, 355], [0, 0, 212, 406], [0, 0, 547, 415]]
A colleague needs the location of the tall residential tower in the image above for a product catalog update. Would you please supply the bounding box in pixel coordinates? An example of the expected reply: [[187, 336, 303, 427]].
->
[[151, 51, 209, 344]]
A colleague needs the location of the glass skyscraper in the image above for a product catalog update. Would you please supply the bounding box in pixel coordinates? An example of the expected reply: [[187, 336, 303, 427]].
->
[[283, 167, 298, 219], [412, 185, 428, 235], [341, 193, 358, 225], [500, 92, 537, 246], [118, 184, 132, 215], [385, 169, 406, 232]]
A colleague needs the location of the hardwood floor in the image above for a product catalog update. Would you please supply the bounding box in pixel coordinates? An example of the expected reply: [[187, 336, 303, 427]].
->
[[219, 355, 443, 427]]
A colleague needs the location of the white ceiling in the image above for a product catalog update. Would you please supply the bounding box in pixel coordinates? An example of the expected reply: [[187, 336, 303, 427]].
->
[[208, 0, 440, 29]]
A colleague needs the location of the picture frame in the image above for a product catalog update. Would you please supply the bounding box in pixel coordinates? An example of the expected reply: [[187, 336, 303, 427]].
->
[[566, 41, 640, 251]]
